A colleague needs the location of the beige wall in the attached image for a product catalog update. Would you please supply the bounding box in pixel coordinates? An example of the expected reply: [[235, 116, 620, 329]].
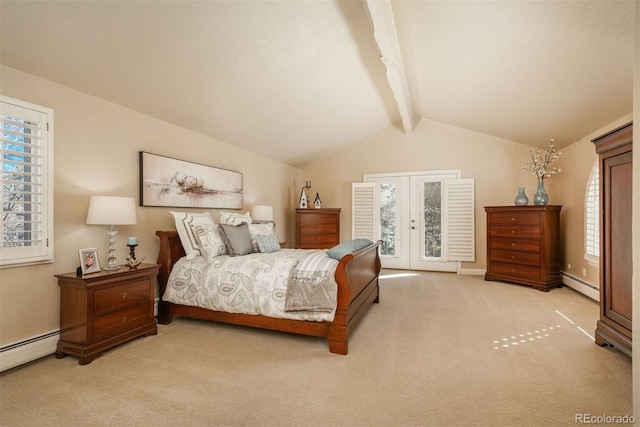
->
[[303, 115, 632, 284], [0, 65, 302, 346]]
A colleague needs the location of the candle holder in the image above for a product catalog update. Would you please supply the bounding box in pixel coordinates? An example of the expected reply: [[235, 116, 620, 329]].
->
[[126, 244, 144, 268]]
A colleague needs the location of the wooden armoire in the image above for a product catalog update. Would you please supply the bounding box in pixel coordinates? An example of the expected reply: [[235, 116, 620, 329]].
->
[[593, 122, 632, 357]]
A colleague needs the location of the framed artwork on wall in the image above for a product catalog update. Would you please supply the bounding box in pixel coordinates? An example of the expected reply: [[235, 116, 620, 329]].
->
[[139, 152, 243, 209]]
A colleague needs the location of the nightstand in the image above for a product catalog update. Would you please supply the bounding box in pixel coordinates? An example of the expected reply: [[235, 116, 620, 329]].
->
[[54, 263, 160, 365]]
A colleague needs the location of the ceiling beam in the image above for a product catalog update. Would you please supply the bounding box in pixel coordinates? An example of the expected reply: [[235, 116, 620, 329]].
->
[[366, 0, 417, 133]]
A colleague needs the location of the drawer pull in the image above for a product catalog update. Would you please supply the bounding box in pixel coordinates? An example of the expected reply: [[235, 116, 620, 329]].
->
[[512, 230, 515, 234], [122, 316, 128, 323], [511, 256, 515, 260], [122, 292, 128, 299], [511, 243, 515, 247], [511, 217, 516, 221]]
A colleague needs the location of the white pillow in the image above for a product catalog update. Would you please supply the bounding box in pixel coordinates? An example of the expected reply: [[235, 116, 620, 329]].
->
[[193, 223, 228, 259], [248, 222, 276, 252], [170, 211, 215, 260], [219, 211, 252, 226]]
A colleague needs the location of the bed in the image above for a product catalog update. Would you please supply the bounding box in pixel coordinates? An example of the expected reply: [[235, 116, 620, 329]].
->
[[155, 230, 382, 355]]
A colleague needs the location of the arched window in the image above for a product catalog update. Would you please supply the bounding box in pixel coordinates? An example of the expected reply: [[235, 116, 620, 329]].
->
[[584, 160, 599, 265]]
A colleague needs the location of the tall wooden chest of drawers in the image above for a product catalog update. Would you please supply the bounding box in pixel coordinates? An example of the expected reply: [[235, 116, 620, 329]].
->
[[55, 263, 159, 364], [296, 208, 341, 249], [485, 205, 562, 291]]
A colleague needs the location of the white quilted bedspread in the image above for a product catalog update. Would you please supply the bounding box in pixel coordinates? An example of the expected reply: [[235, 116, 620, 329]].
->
[[163, 249, 337, 322]]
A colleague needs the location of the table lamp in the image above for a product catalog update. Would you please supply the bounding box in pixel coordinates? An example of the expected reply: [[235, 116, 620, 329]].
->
[[86, 196, 137, 270]]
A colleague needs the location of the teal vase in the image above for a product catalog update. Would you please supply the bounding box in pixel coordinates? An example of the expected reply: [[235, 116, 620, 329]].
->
[[514, 187, 529, 206], [533, 181, 548, 206]]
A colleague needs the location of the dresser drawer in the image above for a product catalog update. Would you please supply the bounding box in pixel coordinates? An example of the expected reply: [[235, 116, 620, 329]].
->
[[489, 249, 541, 266], [488, 212, 541, 226], [489, 262, 541, 280], [93, 302, 151, 342], [489, 225, 541, 239], [299, 234, 338, 248], [300, 214, 338, 225], [94, 280, 150, 314], [489, 237, 541, 253], [299, 223, 338, 234]]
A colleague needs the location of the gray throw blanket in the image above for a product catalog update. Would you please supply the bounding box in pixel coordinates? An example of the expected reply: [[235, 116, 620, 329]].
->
[[284, 251, 339, 313]]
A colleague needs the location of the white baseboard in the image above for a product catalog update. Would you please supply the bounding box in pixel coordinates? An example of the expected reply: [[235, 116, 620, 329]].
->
[[561, 272, 600, 302], [0, 331, 59, 373], [458, 268, 485, 276]]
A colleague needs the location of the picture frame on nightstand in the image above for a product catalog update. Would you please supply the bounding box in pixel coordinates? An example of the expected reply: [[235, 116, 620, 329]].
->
[[78, 248, 100, 276]]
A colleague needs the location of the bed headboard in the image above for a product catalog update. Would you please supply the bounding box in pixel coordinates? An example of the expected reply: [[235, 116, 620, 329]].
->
[[155, 230, 185, 294]]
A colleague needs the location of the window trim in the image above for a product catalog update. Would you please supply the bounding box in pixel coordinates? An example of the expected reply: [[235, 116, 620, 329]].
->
[[1, 95, 54, 268], [584, 159, 599, 266]]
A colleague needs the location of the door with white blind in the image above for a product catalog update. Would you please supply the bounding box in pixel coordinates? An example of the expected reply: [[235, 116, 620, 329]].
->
[[354, 171, 474, 272]]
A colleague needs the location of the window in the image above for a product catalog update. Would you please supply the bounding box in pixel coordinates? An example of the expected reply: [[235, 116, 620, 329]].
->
[[1, 96, 54, 267], [584, 160, 599, 265]]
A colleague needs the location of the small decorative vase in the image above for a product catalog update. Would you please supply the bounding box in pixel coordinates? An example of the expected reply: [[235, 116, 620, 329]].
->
[[533, 181, 549, 206], [514, 187, 529, 206]]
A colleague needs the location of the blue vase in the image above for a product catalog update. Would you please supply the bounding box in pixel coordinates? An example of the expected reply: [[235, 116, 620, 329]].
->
[[514, 187, 529, 206], [533, 181, 548, 206]]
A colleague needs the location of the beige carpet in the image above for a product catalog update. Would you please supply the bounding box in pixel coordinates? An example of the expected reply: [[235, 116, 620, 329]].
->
[[0, 271, 632, 427]]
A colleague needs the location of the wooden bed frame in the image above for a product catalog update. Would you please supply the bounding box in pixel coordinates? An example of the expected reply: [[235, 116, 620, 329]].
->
[[155, 230, 382, 355]]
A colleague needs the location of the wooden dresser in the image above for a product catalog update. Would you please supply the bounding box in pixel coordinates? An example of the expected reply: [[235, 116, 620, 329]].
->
[[296, 208, 341, 249], [55, 263, 159, 364], [593, 122, 632, 356], [485, 205, 562, 291]]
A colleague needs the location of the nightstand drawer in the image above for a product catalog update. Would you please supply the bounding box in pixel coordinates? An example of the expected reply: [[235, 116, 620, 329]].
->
[[489, 249, 541, 266], [489, 225, 541, 239], [93, 302, 151, 342], [94, 280, 149, 314]]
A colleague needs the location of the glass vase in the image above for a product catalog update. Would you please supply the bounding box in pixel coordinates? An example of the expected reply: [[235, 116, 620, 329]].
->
[[533, 181, 549, 206], [514, 187, 529, 206]]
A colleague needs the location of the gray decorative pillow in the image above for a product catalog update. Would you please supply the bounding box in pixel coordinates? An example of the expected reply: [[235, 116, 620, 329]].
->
[[326, 239, 374, 260], [219, 223, 255, 257], [256, 233, 280, 253]]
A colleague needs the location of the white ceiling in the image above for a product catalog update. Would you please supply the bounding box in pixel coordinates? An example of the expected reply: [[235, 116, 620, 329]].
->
[[1, 1, 635, 167]]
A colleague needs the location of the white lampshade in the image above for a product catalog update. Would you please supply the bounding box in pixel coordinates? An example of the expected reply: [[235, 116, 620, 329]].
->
[[86, 196, 137, 225], [252, 205, 273, 222]]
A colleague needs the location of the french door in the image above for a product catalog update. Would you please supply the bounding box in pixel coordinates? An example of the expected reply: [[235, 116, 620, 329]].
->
[[356, 171, 474, 272]]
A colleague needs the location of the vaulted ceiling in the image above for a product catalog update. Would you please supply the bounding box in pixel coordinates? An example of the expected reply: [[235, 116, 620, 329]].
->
[[1, 1, 635, 167]]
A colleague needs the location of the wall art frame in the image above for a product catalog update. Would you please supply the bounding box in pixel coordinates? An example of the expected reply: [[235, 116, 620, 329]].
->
[[79, 248, 100, 276], [139, 152, 243, 209]]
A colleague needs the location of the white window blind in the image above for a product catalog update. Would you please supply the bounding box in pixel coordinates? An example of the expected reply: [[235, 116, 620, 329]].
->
[[1, 96, 54, 266], [584, 160, 599, 265]]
